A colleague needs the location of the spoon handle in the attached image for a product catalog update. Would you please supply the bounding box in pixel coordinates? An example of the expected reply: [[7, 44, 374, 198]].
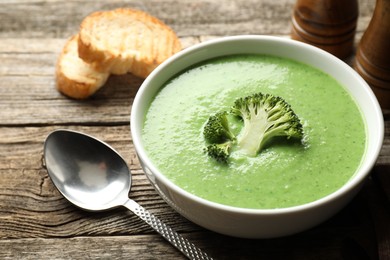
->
[[124, 199, 213, 260]]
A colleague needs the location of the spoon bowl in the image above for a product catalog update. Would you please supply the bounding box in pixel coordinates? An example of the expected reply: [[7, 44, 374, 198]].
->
[[43, 129, 212, 260], [44, 130, 130, 211]]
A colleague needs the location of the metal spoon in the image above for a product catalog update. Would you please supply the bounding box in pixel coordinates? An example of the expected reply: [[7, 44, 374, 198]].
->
[[43, 129, 212, 260]]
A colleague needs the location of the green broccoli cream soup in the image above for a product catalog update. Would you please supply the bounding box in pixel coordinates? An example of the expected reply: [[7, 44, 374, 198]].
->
[[142, 54, 366, 209]]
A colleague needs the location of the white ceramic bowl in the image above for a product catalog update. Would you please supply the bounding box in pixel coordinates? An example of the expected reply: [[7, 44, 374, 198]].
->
[[130, 35, 384, 238]]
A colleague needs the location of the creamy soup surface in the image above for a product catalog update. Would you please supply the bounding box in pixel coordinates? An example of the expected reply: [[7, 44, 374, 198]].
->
[[142, 54, 366, 209]]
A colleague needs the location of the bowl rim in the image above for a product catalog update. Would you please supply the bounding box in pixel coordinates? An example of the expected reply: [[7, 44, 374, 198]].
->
[[130, 35, 384, 215]]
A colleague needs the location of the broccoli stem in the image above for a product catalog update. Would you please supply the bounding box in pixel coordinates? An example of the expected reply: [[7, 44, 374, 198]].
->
[[237, 107, 268, 156]]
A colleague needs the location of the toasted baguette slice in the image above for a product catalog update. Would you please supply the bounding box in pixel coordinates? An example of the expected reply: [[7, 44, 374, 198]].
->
[[78, 8, 182, 78], [56, 35, 110, 99]]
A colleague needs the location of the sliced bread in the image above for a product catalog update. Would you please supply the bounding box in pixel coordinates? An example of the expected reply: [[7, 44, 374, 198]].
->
[[78, 8, 182, 78], [56, 34, 110, 99]]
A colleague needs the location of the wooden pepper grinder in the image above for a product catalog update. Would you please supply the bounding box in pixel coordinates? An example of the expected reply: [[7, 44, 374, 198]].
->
[[291, 0, 358, 59], [355, 0, 390, 109]]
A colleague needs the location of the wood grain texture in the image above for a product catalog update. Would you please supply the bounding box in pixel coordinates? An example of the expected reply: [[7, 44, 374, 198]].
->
[[0, 189, 383, 259], [1, 0, 389, 259], [0, 0, 376, 39]]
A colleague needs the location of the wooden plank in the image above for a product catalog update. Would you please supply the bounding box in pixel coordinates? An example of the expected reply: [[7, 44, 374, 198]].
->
[[370, 166, 390, 260], [0, 235, 185, 259], [0, 74, 136, 125], [0, 0, 295, 38], [0, 0, 375, 39], [0, 0, 376, 39], [0, 192, 381, 259]]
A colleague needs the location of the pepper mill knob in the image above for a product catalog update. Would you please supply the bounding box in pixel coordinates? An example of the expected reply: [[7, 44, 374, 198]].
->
[[291, 0, 358, 59], [355, 0, 390, 109]]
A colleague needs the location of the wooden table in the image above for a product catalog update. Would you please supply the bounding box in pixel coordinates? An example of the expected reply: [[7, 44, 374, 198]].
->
[[1, 0, 389, 259]]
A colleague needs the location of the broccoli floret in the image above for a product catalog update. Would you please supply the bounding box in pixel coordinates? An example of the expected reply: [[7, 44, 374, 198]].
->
[[203, 111, 236, 162], [203, 92, 303, 162], [203, 111, 235, 143], [204, 141, 232, 163], [231, 92, 303, 156]]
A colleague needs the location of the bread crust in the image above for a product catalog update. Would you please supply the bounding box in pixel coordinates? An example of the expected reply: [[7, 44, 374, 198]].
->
[[55, 8, 181, 99], [56, 35, 110, 99], [78, 8, 182, 78]]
